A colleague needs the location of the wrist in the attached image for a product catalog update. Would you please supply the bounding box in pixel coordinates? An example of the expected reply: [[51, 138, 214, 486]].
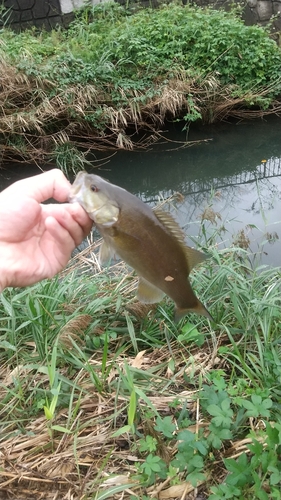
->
[[0, 247, 12, 291], [0, 274, 7, 293], [0, 274, 6, 292]]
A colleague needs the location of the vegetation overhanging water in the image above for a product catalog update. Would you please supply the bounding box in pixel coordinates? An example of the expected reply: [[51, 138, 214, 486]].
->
[[1, 1, 281, 164]]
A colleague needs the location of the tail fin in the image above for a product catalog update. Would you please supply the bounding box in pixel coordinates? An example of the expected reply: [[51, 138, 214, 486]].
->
[[175, 300, 214, 323]]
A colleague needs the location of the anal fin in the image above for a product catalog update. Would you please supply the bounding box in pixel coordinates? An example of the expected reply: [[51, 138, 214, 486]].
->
[[137, 277, 165, 304]]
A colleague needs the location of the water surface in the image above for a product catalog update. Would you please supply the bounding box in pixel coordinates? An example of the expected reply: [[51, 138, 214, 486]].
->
[[1, 116, 280, 266], [91, 117, 281, 267]]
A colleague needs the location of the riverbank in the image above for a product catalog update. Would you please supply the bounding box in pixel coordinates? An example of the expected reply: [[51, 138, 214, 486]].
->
[[1, 226, 280, 499], [1, 1, 281, 167]]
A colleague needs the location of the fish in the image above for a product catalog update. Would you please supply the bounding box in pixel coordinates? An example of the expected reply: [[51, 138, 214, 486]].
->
[[69, 171, 213, 321]]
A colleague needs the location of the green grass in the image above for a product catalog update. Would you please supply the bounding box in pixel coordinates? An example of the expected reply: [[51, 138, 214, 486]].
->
[[0, 217, 280, 498]]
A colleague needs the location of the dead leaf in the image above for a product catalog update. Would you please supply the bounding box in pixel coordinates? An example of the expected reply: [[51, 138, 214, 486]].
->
[[131, 350, 147, 369]]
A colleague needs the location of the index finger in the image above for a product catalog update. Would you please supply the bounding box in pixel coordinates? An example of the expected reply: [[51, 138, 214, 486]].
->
[[4, 169, 71, 203]]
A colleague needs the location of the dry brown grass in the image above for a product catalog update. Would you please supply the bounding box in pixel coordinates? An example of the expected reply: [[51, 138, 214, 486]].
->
[[0, 338, 266, 499], [1, 55, 281, 164], [0, 240, 269, 500], [0, 344, 224, 499]]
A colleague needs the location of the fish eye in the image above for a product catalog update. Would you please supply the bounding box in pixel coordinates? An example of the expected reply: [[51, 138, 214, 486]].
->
[[90, 184, 99, 192]]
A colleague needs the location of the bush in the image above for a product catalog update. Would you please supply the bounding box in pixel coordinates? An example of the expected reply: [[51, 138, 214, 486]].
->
[[1, 2, 281, 161], [4, 2, 281, 92]]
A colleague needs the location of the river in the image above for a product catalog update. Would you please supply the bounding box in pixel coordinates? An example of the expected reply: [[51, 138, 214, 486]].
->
[[0, 116, 280, 267]]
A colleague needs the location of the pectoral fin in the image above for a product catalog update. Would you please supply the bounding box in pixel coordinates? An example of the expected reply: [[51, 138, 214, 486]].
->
[[137, 277, 165, 304], [99, 240, 116, 265]]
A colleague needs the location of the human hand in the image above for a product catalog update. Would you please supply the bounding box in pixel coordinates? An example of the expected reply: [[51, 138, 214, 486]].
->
[[0, 169, 92, 291]]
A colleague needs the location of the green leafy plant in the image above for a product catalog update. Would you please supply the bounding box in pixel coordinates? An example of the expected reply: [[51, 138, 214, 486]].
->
[[210, 422, 281, 499], [139, 453, 167, 484], [241, 394, 273, 418]]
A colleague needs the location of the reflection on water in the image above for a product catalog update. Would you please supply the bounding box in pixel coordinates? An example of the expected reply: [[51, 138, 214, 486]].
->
[[90, 118, 281, 267], [174, 156, 281, 267], [104, 155, 281, 267], [0, 117, 281, 266]]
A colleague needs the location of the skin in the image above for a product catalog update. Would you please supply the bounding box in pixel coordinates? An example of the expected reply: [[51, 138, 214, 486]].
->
[[0, 169, 92, 292]]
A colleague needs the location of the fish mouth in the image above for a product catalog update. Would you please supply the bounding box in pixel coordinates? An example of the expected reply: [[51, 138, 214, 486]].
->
[[68, 192, 89, 211], [68, 193, 97, 219], [68, 192, 79, 204]]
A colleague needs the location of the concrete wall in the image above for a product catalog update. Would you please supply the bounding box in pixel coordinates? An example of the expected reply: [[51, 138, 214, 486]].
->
[[60, 0, 105, 14], [194, 0, 281, 29], [0, 0, 105, 30], [1, 0, 281, 31]]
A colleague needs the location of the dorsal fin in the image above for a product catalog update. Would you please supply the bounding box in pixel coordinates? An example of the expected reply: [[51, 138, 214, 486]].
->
[[184, 246, 209, 272], [154, 208, 186, 246], [154, 208, 210, 272]]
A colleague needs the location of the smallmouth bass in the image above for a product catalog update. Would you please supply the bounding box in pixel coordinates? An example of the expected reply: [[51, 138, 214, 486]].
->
[[69, 171, 213, 321]]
